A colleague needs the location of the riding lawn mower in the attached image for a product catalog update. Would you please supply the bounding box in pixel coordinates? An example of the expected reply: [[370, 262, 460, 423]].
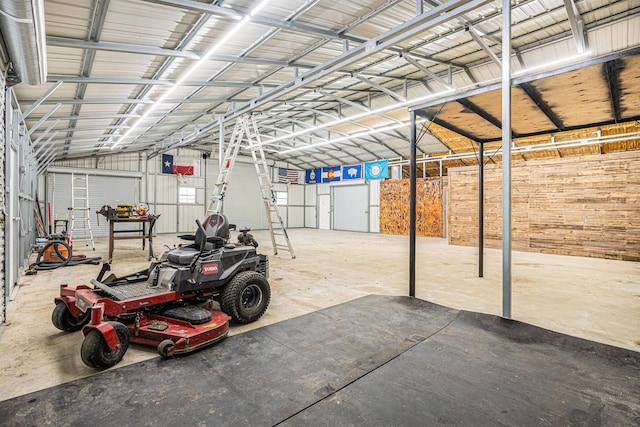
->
[[52, 213, 270, 369]]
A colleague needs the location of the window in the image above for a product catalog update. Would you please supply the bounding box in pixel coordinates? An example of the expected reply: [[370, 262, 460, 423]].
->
[[275, 191, 287, 206], [178, 187, 196, 204]]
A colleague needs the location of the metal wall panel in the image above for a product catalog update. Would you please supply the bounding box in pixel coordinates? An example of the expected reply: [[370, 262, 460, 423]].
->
[[214, 161, 266, 230], [48, 172, 139, 238], [304, 184, 317, 228], [0, 73, 5, 323], [369, 180, 380, 233]]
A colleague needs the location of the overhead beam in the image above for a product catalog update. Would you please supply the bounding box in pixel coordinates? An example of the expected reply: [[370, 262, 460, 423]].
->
[[562, 0, 588, 53], [456, 98, 506, 132], [410, 46, 640, 112], [467, 26, 501, 67], [400, 53, 453, 89], [219, 0, 492, 122], [355, 75, 406, 102], [25, 98, 250, 105], [603, 60, 622, 122], [46, 75, 278, 88], [428, 116, 485, 143], [19, 81, 63, 122], [47, 36, 200, 60], [518, 82, 566, 131]]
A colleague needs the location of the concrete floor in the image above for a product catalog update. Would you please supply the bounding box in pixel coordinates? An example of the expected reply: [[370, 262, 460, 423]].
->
[[1, 228, 639, 401]]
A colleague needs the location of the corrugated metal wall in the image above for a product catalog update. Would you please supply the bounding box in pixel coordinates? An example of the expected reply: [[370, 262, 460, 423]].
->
[[44, 151, 388, 237], [46, 171, 140, 238], [0, 70, 5, 324]]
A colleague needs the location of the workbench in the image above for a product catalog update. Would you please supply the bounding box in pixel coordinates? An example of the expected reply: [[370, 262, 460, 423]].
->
[[107, 214, 160, 260]]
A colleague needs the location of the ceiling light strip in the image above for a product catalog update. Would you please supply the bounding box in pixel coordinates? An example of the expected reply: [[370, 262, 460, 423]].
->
[[109, 2, 271, 150]]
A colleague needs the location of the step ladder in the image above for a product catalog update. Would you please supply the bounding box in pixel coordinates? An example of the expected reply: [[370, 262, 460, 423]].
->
[[68, 173, 95, 250], [207, 115, 296, 259]]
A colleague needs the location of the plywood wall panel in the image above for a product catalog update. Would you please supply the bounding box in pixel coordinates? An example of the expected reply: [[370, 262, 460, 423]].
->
[[448, 151, 640, 261], [380, 178, 443, 237]]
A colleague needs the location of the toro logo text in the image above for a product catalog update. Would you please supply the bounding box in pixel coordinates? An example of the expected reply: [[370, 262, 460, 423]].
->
[[202, 263, 219, 275]]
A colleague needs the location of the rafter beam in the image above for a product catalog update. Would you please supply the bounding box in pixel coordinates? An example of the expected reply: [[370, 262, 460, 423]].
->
[[519, 82, 565, 131], [467, 26, 501, 67], [456, 98, 504, 131], [603, 60, 622, 122], [47, 36, 200, 60], [562, 0, 588, 53], [400, 52, 453, 89], [355, 75, 406, 102]]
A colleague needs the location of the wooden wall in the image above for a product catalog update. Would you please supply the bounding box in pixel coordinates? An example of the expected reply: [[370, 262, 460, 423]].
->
[[448, 151, 640, 261], [380, 178, 443, 237]]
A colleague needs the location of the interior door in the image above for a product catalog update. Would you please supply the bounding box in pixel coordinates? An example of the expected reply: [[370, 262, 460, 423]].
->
[[317, 194, 330, 230]]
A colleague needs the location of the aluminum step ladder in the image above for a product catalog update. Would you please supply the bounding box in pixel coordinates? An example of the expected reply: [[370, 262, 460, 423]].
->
[[207, 115, 296, 259], [68, 173, 95, 250]]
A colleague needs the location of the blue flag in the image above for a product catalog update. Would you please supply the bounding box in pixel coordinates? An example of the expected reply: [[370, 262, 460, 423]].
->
[[364, 160, 388, 180], [162, 153, 174, 174], [342, 164, 363, 180], [322, 166, 341, 183], [305, 168, 322, 184]]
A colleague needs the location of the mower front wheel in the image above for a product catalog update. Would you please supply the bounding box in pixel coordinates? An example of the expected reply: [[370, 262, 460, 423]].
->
[[81, 322, 130, 369], [157, 339, 175, 358], [52, 302, 90, 332], [220, 271, 271, 324]]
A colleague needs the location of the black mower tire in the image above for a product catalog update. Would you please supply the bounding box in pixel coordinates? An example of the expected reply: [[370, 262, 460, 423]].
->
[[81, 322, 130, 369], [220, 271, 270, 324], [52, 302, 91, 332], [157, 339, 175, 358]]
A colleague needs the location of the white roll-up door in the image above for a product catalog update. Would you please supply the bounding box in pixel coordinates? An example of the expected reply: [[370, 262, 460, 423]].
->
[[48, 172, 139, 238], [333, 184, 369, 232]]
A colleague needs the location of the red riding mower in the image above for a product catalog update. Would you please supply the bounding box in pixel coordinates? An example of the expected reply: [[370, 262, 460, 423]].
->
[[52, 213, 270, 369]]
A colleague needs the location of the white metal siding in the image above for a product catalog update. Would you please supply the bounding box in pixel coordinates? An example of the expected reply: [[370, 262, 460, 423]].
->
[[215, 161, 266, 230], [369, 180, 380, 233], [304, 184, 317, 228], [287, 184, 305, 228], [0, 72, 5, 323], [48, 171, 139, 238]]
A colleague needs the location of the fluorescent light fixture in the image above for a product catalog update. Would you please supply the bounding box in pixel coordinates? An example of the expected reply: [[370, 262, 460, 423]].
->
[[109, 2, 271, 150], [279, 119, 427, 154], [513, 51, 591, 76]]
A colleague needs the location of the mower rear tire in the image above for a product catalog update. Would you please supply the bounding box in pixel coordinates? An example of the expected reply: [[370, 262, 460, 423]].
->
[[52, 302, 90, 332], [220, 271, 270, 324], [81, 322, 130, 369]]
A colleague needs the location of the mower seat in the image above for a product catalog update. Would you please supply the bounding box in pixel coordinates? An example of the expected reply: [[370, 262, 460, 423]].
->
[[166, 214, 229, 265]]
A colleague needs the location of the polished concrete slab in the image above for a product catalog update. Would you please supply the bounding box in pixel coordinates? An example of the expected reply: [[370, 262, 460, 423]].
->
[[1, 229, 639, 401], [0, 295, 638, 426]]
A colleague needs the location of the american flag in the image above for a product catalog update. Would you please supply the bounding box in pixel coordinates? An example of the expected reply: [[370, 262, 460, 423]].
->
[[278, 168, 300, 184]]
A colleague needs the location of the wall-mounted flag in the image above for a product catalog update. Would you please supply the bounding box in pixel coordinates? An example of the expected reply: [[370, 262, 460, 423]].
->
[[162, 154, 194, 175], [364, 159, 389, 180], [322, 166, 341, 182], [342, 163, 363, 180], [162, 153, 174, 174], [278, 168, 300, 184], [305, 168, 322, 184]]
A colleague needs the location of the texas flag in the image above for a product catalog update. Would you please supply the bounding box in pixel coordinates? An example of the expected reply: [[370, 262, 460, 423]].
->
[[162, 153, 194, 175], [322, 166, 341, 182]]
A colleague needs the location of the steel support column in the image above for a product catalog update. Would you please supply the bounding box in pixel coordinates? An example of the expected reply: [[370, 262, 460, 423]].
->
[[501, 0, 512, 319], [409, 110, 417, 297], [478, 142, 484, 278]]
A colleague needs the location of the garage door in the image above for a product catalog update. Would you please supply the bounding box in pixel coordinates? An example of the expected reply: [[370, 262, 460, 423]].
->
[[48, 172, 139, 238], [333, 184, 369, 232]]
